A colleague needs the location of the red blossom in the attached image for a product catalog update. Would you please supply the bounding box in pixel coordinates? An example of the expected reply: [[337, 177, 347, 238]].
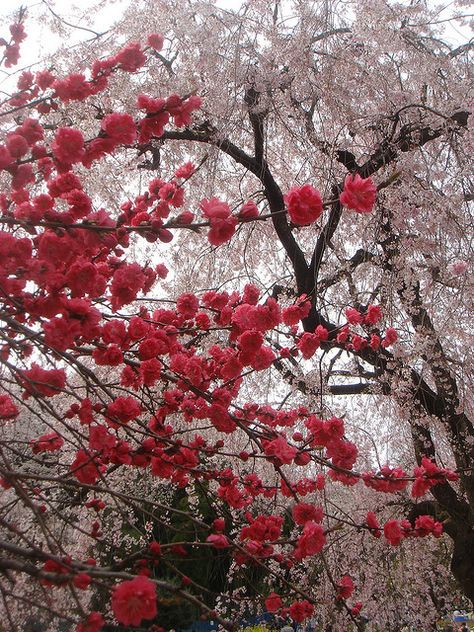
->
[[337, 574, 355, 600], [101, 112, 137, 145], [200, 197, 237, 245], [289, 599, 314, 623], [366, 511, 382, 537], [110, 263, 146, 310], [70, 450, 103, 485], [106, 396, 141, 425], [31, 432, 64, 453], [285, 184, 323, 225], [76, 612, 104, 632], [339, 173, 377, 213], [147, 33, 164, 51], [295, 521, 326, 559], [52, 127, 85, 165], [384, 519, 404, 546], [0, 394, 19, 420], [292, 502, 324, 526], [111, 575, 157, 626], [265, 592, 282, 613], [21, 364, 66, 398]]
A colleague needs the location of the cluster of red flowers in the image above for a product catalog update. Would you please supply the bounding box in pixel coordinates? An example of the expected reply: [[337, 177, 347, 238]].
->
[[0, 18, 462, 632], [284, 173, 377, 227], [0, 21, 26, 67]]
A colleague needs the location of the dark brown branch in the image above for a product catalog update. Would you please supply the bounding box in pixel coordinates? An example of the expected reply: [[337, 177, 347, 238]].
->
[[160, 127, 310, 294], [358, 110, 470, 177]]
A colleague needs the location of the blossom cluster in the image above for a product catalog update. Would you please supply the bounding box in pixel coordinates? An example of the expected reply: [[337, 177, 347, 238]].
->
[[284, 173, 377, 227], [0, 19, 462, 632]]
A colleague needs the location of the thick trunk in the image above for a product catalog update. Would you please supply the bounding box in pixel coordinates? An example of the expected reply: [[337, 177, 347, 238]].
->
[[451, 529, 474, 605]]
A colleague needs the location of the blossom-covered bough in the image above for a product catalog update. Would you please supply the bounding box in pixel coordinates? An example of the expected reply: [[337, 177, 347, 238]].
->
[[0, 2, 473, 630]]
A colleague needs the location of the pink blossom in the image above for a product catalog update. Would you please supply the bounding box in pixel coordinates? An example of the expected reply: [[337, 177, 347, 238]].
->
[[6, 133, 29, 158], [295, 521, 326, 558], [448, 260, 468, 275], [206, 534, 230, 548], [238, 200, 259, 219], [174, 161, 195, 179], [113, 43, 147, 72]]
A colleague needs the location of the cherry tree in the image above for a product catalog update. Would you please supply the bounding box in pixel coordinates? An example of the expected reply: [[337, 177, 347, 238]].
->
[[0, 1, 473, 631]]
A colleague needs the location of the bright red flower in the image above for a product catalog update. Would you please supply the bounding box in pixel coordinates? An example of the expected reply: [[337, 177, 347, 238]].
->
[[339, 173, 376, 213], [70, 449, 103, 485], [297, 332, 321, 359], [111, 575, 157, 626], [263, 435, 297, 465], [31, 432, 64, 453], [21, 364, 66, 398], [0, 394, 19, 420], [265, 592, 282, 613], [106, 396, 141, 425], [289, 599, 314, 622], [52, 127, 85, 165], [337, 574, 354, 600], [110, 263, 146, 310], [200, 197, 237, 246], [292, 502, 323, 526], [101, 112, 137, 145], [414, 515, 443, 538], [382, 326, 398, 348], [384, 519, 404, 546], [285, 184, 323, 225], [73, 573, 92, 590], [366, 511, 382, 537]]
